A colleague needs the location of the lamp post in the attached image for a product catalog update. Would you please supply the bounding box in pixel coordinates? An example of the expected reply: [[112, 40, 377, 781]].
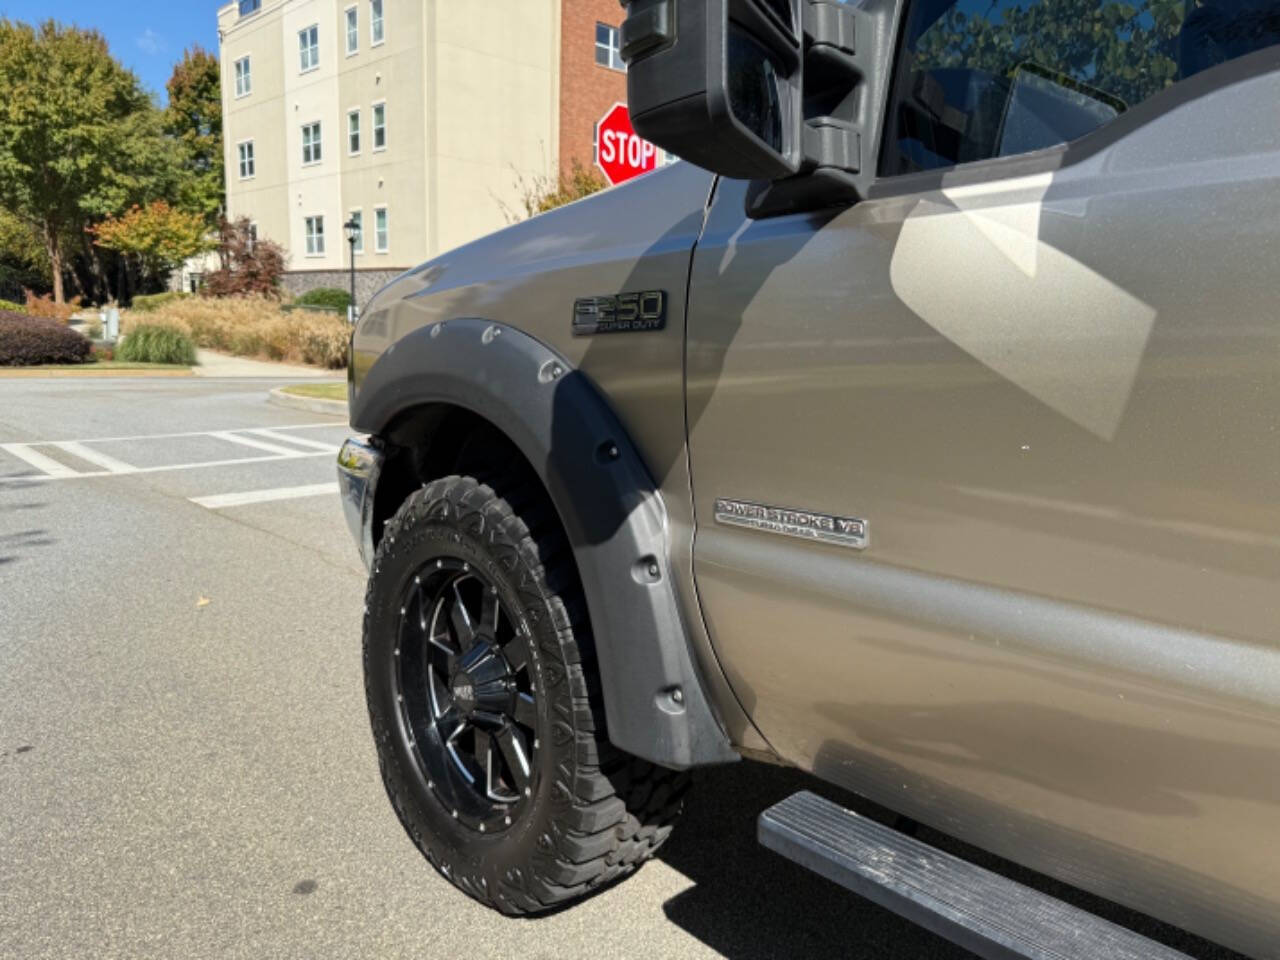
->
[[343, 217, 359, 323]]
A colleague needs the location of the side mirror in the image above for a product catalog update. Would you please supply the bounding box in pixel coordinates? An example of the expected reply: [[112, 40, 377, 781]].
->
[[620, 0, 804, 180], [621, 0, 898, 213]]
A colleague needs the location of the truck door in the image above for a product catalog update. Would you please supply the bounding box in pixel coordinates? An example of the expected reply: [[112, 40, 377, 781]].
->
[[684, 2, 1280, 953]]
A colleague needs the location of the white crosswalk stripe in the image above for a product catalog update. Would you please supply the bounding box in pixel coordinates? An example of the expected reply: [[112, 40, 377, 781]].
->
[[189, 482, 340, 510], [246, 428, 340, 453], [52, 441, 137, 474], [211, 431, 308, 457], [0, 443, 80, 478]]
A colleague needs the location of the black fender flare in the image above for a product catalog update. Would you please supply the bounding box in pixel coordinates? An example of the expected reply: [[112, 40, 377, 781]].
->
[[351, 317, 738, 769]]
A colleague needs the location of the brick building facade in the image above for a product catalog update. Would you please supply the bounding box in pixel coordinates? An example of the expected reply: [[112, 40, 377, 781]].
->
[[559, 0, 629, 178]]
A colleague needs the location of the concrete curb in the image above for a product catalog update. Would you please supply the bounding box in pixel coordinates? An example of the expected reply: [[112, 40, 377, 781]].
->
[[268, 386, 348, 418]]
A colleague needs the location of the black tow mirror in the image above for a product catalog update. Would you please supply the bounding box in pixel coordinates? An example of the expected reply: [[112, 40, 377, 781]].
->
[[620, 0, 805, 180], [622, 0, 898, 215]]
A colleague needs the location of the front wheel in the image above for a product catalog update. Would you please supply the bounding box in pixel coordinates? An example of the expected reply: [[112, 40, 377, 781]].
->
[[363, 474, 688, 913]]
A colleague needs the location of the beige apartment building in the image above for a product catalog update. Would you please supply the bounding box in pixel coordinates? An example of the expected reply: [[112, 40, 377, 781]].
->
[[217, 0, 561, 297]]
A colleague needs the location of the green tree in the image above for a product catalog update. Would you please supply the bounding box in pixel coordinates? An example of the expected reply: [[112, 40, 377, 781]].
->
[[93, 201, 214, 288], [0, 19, 174, 303], [165, 46, 223, 228]]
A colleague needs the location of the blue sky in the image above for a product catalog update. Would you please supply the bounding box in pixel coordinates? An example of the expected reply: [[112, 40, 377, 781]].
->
[[0, 2, 219, 102]]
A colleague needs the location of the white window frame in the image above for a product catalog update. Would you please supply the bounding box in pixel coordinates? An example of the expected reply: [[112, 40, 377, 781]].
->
[[299, 24, 320, 73], [301, 121, 323, 166], [370, 0, 385, 46], [304, 215, 326, 257], [349, 208, 364, 255], [595, 23, 624, 71], [234, 56, 252, 98], [372, 100, 387, 152], [374, 205, 389, 254], [237, 139, 255, 179], [345, 5, 359, 55], [347, 108, 361, 155]]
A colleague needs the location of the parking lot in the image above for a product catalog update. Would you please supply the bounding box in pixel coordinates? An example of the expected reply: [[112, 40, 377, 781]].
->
[[0, 377, 1238, 960]]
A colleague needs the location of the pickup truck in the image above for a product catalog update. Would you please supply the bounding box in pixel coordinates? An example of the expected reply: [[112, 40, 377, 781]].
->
[[337, 1, 1280, 956]]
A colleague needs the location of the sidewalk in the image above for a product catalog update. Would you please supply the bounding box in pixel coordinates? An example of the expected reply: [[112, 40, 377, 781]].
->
[[194, 349, 342, 379]]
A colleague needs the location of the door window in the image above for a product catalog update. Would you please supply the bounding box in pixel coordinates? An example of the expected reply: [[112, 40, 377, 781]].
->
[[883, 0, 1280, 174]]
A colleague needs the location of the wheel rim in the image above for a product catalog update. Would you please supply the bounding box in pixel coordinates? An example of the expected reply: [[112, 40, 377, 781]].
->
[[394, 557, 539, 832]]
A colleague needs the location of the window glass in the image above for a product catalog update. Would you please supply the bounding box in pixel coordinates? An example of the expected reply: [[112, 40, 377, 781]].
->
[[375, 208, 388, 252], [302, 122, 322, 164], [346, 7, 359, 54], [238, 141, 255, 178], [595, 23, 625, 70], [239, 0, 261, 17], [234, 57, 251, 97], [348, 110, 361, 153], [299, 25, 320, 72], [306, 216, 326, 256], [373, 103, 387, 149], [883, 0, 1280, 175], [371, 0, 385, 44]]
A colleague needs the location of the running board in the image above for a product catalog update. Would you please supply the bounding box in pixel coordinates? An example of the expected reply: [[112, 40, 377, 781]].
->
[[758, 791, 1192, 960]]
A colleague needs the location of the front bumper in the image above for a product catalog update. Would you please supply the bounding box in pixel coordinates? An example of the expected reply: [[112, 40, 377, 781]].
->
[[336, 436, 385, 571]]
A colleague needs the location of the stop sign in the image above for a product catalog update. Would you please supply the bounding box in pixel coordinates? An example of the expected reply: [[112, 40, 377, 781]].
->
[[595, 102, 660, 186]]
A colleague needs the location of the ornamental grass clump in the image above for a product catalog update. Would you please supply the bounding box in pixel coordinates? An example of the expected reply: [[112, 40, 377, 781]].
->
[[115, 323, 197, 365], [124, 295, 348, 369]]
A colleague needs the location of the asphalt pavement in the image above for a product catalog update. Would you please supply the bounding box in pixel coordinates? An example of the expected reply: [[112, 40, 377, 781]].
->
[[0, 377, 1242, 960]]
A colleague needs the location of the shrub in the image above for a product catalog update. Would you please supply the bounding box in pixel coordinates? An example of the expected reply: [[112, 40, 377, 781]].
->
[[204, 218, 286, 298], [91, 344, 114, 362], [0, 312, 91, 365], [294, 287, 351, 313], [0, 299, 24, 314], [84, 318, 104, 340], [124, 295, 348, 369], [116, 324, 197, 365], [24, 290, 81, 323], [132, 291, 190, 313]]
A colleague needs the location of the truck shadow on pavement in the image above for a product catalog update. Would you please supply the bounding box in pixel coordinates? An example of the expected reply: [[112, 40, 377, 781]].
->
[[654, 760, 1246, 960], [655, 761, 973, 960]]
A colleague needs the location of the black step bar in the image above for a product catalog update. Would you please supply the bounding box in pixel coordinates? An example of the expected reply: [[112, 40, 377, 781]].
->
[[758, 791, 1192, 960]]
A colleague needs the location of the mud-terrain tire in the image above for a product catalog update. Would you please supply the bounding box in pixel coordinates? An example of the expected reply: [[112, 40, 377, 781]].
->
[[364, 474, 689, 913]]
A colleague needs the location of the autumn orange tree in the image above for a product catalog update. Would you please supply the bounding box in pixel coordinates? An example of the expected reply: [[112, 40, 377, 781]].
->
[[93, 201, 213, 289]]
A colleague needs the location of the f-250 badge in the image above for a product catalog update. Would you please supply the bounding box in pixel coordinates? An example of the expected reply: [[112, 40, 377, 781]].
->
[[572, 290, 666, 335]]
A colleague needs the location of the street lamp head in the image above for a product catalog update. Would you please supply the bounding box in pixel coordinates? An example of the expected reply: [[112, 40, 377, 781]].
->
[[343, 218, 359, 244]]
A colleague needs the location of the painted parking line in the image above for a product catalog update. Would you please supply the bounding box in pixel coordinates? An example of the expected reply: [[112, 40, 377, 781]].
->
[[0, 443, 81, 478], [210, 431, 309, 457], [51, 441, 137, 474], [245, 428, 340, 453], [189, 482, 340, 510], [0, 450, 334, 484]]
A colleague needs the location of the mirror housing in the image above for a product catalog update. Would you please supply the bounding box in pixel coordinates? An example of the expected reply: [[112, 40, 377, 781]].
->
[[622, 0, 899, 215], [621, 0, 805, 180]]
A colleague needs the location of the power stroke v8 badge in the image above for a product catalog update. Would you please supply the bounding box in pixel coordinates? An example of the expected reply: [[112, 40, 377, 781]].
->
[[572, 290, 666, 335]]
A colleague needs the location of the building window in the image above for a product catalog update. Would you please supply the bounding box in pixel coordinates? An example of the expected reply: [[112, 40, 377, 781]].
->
[[305, 216, 325, 256], [234, 56, 252, 97], [374, 207, 388, 253], [299, 24, 320, 72], [237, 141, 255, 179], [302, 121, 322, 165], [370, 0, 385, 45], [595, 23, 624, 71], [349, 209, 364, 254], [347, 109, 361, 154], [247, 223, 259, 250], [345, 6, 359, 55], [239, 0, 261, 17], [372, 102, 386, 150]]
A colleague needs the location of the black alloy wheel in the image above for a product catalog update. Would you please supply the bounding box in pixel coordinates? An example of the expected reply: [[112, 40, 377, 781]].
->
[[395, 558, 538, 832]]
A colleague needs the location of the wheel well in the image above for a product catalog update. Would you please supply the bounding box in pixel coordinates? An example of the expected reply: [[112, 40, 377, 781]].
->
[[370, 403, 555, 558]]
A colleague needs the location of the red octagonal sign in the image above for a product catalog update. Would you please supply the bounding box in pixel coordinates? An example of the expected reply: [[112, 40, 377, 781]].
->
[[595, 102, 660, 186]]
